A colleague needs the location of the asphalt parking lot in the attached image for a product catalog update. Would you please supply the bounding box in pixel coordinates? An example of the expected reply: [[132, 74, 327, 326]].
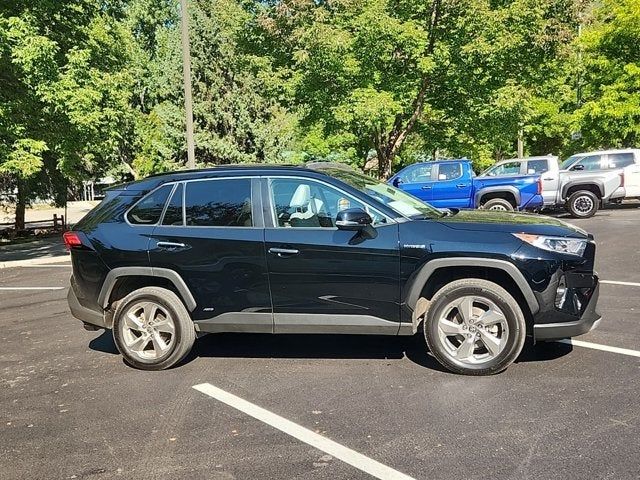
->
[[1, 207, 639, 480]]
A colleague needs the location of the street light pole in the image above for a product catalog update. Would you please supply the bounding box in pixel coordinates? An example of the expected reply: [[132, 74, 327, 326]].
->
[[180, 0, 196, 169]]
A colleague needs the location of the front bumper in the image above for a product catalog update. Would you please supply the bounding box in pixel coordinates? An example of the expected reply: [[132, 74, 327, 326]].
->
[[534, 276, 601, 341], [67, 285, 109, 329]]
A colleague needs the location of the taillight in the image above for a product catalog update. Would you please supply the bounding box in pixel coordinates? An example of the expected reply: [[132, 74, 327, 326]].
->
[[620, 171, 625, 188], [537, 177, 543, 195], [63, 231, 82, 249]]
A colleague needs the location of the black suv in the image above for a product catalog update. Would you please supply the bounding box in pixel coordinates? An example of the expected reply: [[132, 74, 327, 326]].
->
[[66, 163, 600, 375]]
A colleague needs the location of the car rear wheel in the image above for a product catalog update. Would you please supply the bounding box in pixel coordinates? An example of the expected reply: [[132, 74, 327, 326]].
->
[[424, 279, 526, 375], [482, 198, 514, 211], [113, 286, 196, 370], [566, 190, 599, 218]]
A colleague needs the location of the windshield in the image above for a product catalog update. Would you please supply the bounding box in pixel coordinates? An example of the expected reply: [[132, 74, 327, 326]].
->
[[560, 155, 581, 170], [321, 168, 444, 219]]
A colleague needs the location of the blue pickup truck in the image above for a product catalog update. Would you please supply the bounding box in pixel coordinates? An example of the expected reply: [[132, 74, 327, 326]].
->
[[388, 159, 543, 211]]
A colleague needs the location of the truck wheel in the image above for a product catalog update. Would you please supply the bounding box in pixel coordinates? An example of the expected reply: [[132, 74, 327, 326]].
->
[[482, 198, 514, 211], [566, 190, 599, 218], [424, 279, 526, 376], [112, 286, 196, 370]]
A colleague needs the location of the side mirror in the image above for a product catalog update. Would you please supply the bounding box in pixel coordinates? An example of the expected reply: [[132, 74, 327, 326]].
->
[[336, 208, 372, 230], [571, 164, 585, 171], [392, 177, 402, 187]]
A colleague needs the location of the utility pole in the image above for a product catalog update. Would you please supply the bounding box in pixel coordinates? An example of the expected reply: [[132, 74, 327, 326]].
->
[[517, 123, 524, 158], [180, 0, 196, 169]]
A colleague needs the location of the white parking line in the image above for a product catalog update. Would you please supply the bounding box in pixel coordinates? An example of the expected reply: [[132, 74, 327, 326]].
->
[[556, 339, 640, 358], [192, 383, 415, 480], [0, 287, 65, 291], [19, 264, 71, 268], [601, 280, 640, 287]]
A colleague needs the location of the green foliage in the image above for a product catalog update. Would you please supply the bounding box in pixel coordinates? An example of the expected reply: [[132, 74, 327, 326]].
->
[[1, 139, 48, 178], [2, 0, 639, 222], [575, 0, 640, 149]]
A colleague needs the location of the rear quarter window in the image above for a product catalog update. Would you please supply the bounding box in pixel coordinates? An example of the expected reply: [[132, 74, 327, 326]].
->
[[127, 185, 173, 225], [608, 153, 635, 168]]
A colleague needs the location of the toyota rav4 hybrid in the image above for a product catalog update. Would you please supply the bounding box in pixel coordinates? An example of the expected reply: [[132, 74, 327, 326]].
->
[[65, 163, 601, 375]]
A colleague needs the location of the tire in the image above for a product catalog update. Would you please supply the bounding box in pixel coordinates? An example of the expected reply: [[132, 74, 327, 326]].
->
[[112, 286, 196, 370], [482, 198, 514, 212], [566, 190, 599, 218], [424, 279, 526, 375]]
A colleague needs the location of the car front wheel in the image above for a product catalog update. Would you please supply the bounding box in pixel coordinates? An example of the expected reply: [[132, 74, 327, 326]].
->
[[424, 279, 526, 375], [112, 286, 196, 370]]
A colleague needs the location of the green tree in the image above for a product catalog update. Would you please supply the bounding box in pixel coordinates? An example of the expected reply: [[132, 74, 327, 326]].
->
[[575, 0, 640, 149], [249, 0, 581, 176], [0, 1, 139, 228]]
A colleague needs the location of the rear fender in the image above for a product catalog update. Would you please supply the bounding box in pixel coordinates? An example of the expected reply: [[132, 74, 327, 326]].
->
[[474, 185, 521, 208]]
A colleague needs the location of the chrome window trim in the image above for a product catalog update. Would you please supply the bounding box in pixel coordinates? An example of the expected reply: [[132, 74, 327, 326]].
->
[[264, 175, 395, 229], [125, 175, 258, 229], [125, 182, 176, 227]]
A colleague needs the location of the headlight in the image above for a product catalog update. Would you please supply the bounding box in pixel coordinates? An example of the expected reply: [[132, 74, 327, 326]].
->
[[513, 233, 587, 256]]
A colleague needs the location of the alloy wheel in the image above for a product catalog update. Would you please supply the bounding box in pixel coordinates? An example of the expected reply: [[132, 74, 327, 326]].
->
[[120, 301, 176, 361], [436, 296, 509, 366]]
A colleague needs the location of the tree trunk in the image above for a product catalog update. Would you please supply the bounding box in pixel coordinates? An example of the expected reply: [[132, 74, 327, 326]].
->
[[377, 150, 394, 180], [14, 180, 26, 231], [375, 0, 442, 179]]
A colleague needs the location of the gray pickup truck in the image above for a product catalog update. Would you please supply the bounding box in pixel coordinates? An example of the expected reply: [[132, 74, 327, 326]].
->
[[481, 150, 639, 217]]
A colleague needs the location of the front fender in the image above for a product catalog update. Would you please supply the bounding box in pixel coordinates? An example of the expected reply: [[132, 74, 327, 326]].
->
[[403, 257, 539, 315]]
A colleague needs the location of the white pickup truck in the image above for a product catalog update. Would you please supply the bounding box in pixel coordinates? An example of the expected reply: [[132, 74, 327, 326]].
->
[[481, 149, 640, 218]]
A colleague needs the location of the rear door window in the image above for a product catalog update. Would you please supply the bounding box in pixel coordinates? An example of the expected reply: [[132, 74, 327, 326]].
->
[[437, 163, 462, 181], [185, 178, 253, 227], [127, 184, 173, 225], [525, 160, 549, 174]]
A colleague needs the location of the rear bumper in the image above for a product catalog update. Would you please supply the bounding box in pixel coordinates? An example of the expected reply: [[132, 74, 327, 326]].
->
[[67, 285, 108, 329], [534, 278, 601, 341]]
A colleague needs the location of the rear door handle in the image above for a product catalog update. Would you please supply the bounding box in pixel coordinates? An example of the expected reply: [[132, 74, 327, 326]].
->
[[269, 247, 299, 257], [456, 184, 468, 188], [543, 177, 554, 181], [156, 241, 187, 250]]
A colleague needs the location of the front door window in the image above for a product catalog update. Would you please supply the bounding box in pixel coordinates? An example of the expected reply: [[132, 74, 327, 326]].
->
[[269, 178, 386, 228]]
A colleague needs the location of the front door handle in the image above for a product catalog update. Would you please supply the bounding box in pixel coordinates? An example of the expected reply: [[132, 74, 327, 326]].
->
[[156, 241, 187, 250], [269, 247, 300, 257], [456, 184, 468, 188], [421, 185, 432, 190], [543, 177, 554, 181]]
